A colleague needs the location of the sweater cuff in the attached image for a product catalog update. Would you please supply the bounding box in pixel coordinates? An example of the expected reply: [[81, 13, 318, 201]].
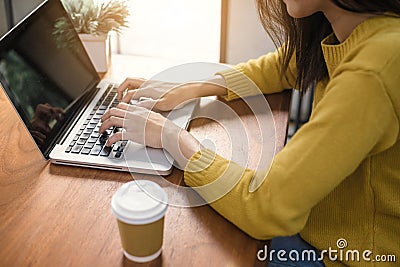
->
[[184, 149, 220, 187], [216, 66, 261, 101], [184, 149, 249, 204]]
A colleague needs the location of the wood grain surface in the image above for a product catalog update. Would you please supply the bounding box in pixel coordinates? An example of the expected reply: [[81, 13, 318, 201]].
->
[[0, 71, 290, 267]]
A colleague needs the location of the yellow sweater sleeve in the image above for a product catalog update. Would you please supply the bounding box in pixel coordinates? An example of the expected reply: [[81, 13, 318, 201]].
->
[[217, 46, 297, 101], [184, 70, 399, 240]]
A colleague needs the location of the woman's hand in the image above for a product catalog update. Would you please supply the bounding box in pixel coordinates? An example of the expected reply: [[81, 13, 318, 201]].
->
[[100, 102, 202, 167], [116, 77, 228, 112], [100, 102, 169, 148], [117, 78, 201, 111]]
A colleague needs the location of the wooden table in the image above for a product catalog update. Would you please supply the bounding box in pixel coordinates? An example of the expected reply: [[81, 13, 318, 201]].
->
[[0, 55, 291, 267]]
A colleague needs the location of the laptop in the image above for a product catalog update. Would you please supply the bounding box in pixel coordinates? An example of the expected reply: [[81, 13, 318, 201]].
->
[[0, 0, 197, 175]]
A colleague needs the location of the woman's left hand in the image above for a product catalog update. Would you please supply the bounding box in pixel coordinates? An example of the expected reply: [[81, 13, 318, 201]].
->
[[100, 102, 173, 148], [100, 102, 202, 168]]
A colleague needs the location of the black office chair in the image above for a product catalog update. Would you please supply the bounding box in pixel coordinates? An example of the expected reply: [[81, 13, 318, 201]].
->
[[287, 85, 315, 140], [4, 0, 14, 29]]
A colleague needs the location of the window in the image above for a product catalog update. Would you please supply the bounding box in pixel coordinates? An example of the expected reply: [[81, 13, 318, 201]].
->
[[117, 0, 222, 63]]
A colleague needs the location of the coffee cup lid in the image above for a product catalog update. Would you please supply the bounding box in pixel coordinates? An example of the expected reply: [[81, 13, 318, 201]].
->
[[111, 180, 168, 225]]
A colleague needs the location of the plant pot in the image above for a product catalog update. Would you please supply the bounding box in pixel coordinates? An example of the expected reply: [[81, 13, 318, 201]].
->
[[79, 33, 111, 73]]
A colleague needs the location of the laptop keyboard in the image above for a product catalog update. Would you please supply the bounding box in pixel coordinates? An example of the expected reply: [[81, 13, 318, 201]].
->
[[65, 84, 127, 158]]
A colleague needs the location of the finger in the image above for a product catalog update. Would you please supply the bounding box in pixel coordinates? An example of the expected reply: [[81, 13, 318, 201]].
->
[[116, 102, 148, 114], [101, 107, 128, 122], [122, 89, 152, 103], [116, 78, 134, 100], [53, 107, 65, 114], [121, 90, 135, 103], [116, 102, 131, 111], [120, 91, 149, 104], [106, 132, 123, 147], [35, 104, 47, 115], [136, 99, 158, 111], [50, 107, 64, 120], [99, 116, 125, 134], [32, 121, 51, 133], [117, 78, 146, 100], [121, 103, 160, 119]]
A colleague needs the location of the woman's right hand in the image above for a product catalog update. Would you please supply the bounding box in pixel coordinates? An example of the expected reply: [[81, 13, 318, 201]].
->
[[116, 76, 228, 112], [117, 78, 201, 112]]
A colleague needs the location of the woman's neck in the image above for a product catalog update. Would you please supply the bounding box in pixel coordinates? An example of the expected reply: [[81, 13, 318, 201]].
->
[[322, 3, 376, 43]]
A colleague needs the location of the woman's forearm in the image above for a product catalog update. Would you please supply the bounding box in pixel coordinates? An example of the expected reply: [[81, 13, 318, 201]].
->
[[161, 76, 226, 168], [162, 121, 202, 169], [194, 76, 228, 98]]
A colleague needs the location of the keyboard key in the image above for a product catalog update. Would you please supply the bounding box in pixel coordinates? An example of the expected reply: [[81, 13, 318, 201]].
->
[[84, 142, 95, 149], [113, 127, 123, 133], [111, 101, 118, 108], [114, 151, 122, 158], [83, 128, 93, 135], [71, 145, 83, 154], [65, 146, 72, 153], [81, 133, 91, 139], [79, 124, 86, 130], [73, 135, 79, 141], [87, 123, 97, 130], [99, 133, 108, 145], [100, 146, 112, 157], [80, 148, 91, 155], [90, 145, 103, 156], [88, 136, 98, 143], [77, 138, 87, 145], [69, 141, 76, 147]]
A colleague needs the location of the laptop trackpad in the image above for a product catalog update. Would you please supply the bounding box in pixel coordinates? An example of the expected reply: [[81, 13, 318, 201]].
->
[[123, 142, 174, 169]]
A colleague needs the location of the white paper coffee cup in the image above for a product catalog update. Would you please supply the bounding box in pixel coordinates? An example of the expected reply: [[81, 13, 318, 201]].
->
[[111, 180, 168, 262]]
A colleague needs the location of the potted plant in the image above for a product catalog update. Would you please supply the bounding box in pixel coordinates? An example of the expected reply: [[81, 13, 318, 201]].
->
[[61, 0, 130, 73]]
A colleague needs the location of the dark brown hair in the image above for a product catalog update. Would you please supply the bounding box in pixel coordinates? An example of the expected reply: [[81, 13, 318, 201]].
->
[[257, 0, 400, 92]]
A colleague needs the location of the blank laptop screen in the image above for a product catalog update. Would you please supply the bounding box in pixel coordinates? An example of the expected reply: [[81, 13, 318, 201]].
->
[[0, 0, 100, 155]]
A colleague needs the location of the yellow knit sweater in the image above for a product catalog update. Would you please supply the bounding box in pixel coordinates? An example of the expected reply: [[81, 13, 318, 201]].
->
[[184, 16, 400, 266]]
